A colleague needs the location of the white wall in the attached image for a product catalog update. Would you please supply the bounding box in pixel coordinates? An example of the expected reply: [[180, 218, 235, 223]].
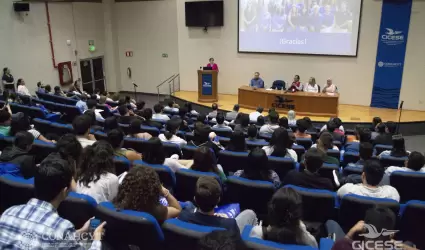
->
[[115, 0, 179, 93], [0, 1, 105, 94]]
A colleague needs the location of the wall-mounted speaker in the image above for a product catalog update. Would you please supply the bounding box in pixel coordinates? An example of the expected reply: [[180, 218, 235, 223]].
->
[[13, 2, 30, 12]]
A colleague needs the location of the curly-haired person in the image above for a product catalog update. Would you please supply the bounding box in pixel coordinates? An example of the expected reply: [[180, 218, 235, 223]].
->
[[113, 167, 181, 223]]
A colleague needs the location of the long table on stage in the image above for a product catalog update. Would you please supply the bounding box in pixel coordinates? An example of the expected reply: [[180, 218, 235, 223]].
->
[[238, 86, 339, 117]]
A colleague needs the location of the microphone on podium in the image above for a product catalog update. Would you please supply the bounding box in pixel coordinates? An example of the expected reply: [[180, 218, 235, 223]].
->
[[132, 82, 138, 88]]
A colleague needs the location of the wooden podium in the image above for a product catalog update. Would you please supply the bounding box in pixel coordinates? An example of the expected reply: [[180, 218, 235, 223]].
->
[[198, 70, 218, 102]]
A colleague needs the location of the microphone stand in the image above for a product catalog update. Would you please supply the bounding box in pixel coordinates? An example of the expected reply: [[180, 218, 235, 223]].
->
[[133, 82, 138, 102], [396, 101, 404, 134]]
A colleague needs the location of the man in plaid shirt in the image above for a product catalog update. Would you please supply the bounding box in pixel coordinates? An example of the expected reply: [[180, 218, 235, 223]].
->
[[0, 156, 106, 249]]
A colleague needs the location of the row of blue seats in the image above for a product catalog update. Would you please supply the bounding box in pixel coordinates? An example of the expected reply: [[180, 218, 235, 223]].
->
[[35, 91, 118, 107]]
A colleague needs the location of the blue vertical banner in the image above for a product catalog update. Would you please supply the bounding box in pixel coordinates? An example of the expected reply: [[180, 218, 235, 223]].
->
[[202, 74, 213, 95], [371, 0, 412, 109]]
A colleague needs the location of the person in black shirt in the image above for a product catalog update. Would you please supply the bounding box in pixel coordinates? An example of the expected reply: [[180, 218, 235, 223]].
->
[[178, 176, 257, 233], [326, 121, 344, 143], [283, 148, 334, 191], [198, 230, 248, 250], [141, 108, 162, 130], [373, 121, 396, 146]]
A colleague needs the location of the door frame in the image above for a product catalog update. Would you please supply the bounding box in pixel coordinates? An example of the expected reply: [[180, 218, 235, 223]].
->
[[79, 56, 106, 93]]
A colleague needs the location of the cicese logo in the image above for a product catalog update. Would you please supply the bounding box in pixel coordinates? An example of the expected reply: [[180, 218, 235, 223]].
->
[[272, 96, 295, 110], [203, 82, 211, 87], [381, 28, 404, 45]]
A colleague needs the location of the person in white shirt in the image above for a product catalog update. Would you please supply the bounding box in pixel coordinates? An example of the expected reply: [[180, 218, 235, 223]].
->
[[208, 103, 218, 119], [385, 151, 425, 176], [260, 111, 280, 134], [16, 79, 31, 96], [158, 117, 187, 148], [287, 110, 296, 126], [76, 141, 119, 203], [322, 78, 337, 94], [262, 127, 298, 162], [304, 77, 319, 93], [73, 115, 96, 148], [163, 101, 179, 113], [338, 159, 400, 202], [153, 103, 170, 121], [249, 106, 264, 123], [212, 113, 233, 132], [184, 102, 199, 116]]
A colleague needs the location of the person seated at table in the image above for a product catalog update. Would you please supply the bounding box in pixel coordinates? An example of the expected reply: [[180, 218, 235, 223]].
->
[[378, 135, 410, 158], [294, 119, 311, 139], [322, 78, 337, 94], [226, 104, 240, 121], [152, 103, 170, 121], [260, 111, 280, 134], [158, 117, 187, 147], [226, 131, 248, 152], [249, 106, 264, 123], [303, 77, 319, 93], [287, 75, 302, 92], [373, 121, 396, 146], [250, 72, 264, 88], [262, 128, 298, 161], [385, 151, 425, 176], [212, 113, 232, 131], [344, 127, 371, 153], [246, 125, 266, 143]]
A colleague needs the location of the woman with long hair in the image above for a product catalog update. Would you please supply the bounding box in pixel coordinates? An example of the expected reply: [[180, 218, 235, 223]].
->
[[378, 135, 410, 158], [262, 128, 297, 161], [250, 187, 317, 247], [158, 118, 187, 147], [190, 146, 226, 182], [76, 140, 118, 203], [127, 119, 152, 140], [16, 78, 31, 96], [226, 130, 248, 152], [113, 166, 181, 223]]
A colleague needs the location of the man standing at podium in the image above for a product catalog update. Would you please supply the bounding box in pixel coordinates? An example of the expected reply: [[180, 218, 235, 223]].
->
[[250, 72, 264, 88]]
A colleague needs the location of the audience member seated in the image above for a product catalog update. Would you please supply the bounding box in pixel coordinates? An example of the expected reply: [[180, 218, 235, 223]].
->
[[249, 106, 264, 123], [347, 142, 374, 167], [142, 108, 163, 130], [69, 81, 83, 96], [117, 104, 142, 124], [337, 159, 400, 202], [184, 102, 199, 116], [158, 117, 187, 147], [385, 151, 425, 176], [20, 95, 49, 115], [50, 133, 83, 167], [113, 167, 181, 224], [124, 95, 137, 109], [279, 117, 289, 130], [225, 131, 248, 152], [176, 108, 192, 132], [178, 176, 257, 234], [164, 100, 179, 113], [104, 116, 119, 133], [378, 134, 410, 158], [212, 113, 232, 131], [226, 104, 240, 121], [262, 128, 298, 161], [246, 125, 266, 143], [16, 78, 31, 96], [76, 141, 119, 203], [189, 125, 224, 157], [0, 154, 106, 249], [373, 121, 396, 146], [108, 129, 141, 161], [6, 91, 19, 104], [99, 95, 117, 112], [370, 117, 382, 140], [127, 119, 152, 140], [83, 99, 104, 122], [315, 132, 339, 165], [0, 131, 36, 179], [72, 115, 96, 148], [259, 111, 280, 134], [153, 103, 170, 121], [250, 187, 318, 247], [76, 94, 88, 113], [195, 114, 208, 128], [326, 121, 344, 143], [234, 148, 280, 186], [0, 105, 12, 136], [234, 114, 250, 133], [198, 230, 248, 250], [303, 117, 317, 133], [344, 127, 371, 153], [54, 86, 66, 97], [320, 117, 345, 133], [284, 148, 334, 191], [11, 113, 55, 143], [36, 81, 45, 93], [256, 116, 265, 127], [189, 146, 226, 182], [142, 137, 190, 172], [288, 110, 296, 126], [294, 119, 311, 139], [133, 101, 146, 116], [208, 103, 218, 119]]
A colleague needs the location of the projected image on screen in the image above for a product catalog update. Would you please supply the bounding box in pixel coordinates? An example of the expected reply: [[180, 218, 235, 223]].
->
[[238, 0, 362, 56]]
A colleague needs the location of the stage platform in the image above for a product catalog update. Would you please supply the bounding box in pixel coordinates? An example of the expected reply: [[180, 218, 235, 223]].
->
[[173, 91, 425, 123]]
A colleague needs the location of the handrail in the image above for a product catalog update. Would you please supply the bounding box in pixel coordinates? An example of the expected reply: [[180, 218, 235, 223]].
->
[[156, 74, 175, 89], [167, 74, 180, 83]]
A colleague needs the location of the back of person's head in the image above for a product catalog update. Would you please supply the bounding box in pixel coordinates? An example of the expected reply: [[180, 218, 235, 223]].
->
[[168, 100, 174, 108], [118, 98, 126, 106], [279, 117, 288, 129], [358, 127, 371, 143], [372, 117, 382, 127], [198, 230, 247, 250], [326, 121, 337, 133], [86, 99, 97, 110], [212, 103, 218, 111], [142, 108, 153, 120], [406, 151, 425, 171], [192, 146, 217, 173], [179, 108, 188, 119], [391, 135, 408, 157], [184, 102, 193, 112], [129, 119, 142, 135], [0, 108, 11, 124], [362, 159, 384, 186], [256, 116, 265, 126], [386, 121, 396, 134], [56, 134, 83, 165], [164, 117, 181, 140], [125, 96, 131, 103], [136, 101, 145, 111], [54, 86, 61, 93], [288, 110, 295, 120], [104, 116, 119, 133], [247, 125, 258, 138], [244, 148, 269, 181], [233, 104, 240, 112], [17, 78, 23, 87], [35, 156, 75, 202], [267, 187, 303, 245], [333, 118, 342, 128], [20, 95, 32, 106], [296, 119, 308, 133], [216, 112, 225, 125], [44, 84, 51, 93], [303, 117, 313, 128], [240, 114, 249, 127], [359, 142, 373, 161], [304, 148, 324, 173], [364, 207, 396, 241], [10, 113, 31, 136], [107, 129, 124, 149], [80, 93, 88, 102], [197, 114, 207, 124], [269, 111, 279, 124], [256, 106, 264, 113], [318, 131, 334, 150], [77, 140, 115, 187], [14, 131, 34, 151], [99, 95, 107, 104], [195, 176, 221, 212], [142, 137, 166, 165], [270, 128, 289, 156], [376, 123, 386, 133], [194, 124, 211, 144], [153, 104, 163, 114], [72, 115, 91, 136], [227, 130, 247, 152], [118, 104, 129, 116], [114, 166, 161, 211], [83, 111, 96, 126]]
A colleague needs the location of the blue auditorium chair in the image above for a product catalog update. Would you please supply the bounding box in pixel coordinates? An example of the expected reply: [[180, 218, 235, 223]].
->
[[57, 192, 97, 229], [398, 201, 425, 249], [133, 160, 176, 191], [268, 156, 296, 180], [225, 176, 275, 217], [327, 149, 340, 161], [118, 123, 130, 135], [258, 133, 272, 141], [292, 145, 305, 162], [0, 163, 21, 177], [141, 125, 160, 137], [182, 145, 198, 159], [379, 155, 407, 168], [390, 171, 425, 203], [374, 144, 392, 155], [307, 131, 318, 143], [113, 156, 131, 176], [175, 169, 221, 202], [338, 194, 400, 233], [212, 127, 233, 138], [342, 152, 360, 167], [162, 142, 183, 158], [296, 138, 313, 150], [32, 118, 52, 135], [30, 140, 56, 164], [218, 136, 230, 147], [298, 163, 339, 182], [123, 137, 147, 153], [162, 219, 224, 249], [50, 122, 73, 136], [94, 131, 108, 141], [96, 104, 113, 118], [10, 103, 60, 122], [0, 174, 34, 213], [246, 140, 268, 150], [218, 151, 250, 175], [344, 129, 355, 136], [0, 136, 15, 151], [95, 202, 164, 249], [342, 166, 363, 176]]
